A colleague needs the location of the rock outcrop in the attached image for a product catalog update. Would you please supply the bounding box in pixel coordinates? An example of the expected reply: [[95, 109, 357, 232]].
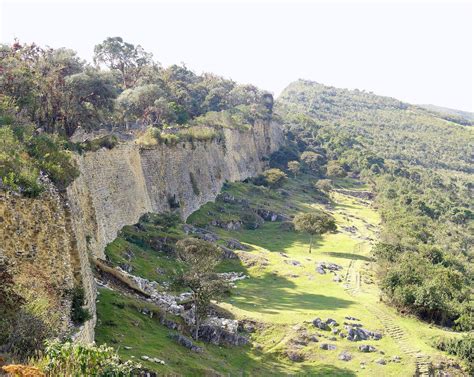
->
[[1, 120, 282, 346], [67, 120, 282, 342]]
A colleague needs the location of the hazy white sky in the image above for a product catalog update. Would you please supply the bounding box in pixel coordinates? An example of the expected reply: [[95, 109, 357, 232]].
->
[[1, 0, 473, 111]]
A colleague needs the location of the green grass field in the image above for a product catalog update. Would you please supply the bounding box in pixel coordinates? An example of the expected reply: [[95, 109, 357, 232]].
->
[[96, 176, 460, 376]]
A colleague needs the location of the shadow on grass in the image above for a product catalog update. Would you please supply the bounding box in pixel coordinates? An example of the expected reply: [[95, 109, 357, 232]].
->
[[229, 272, 353, 315], [322, 251, 373, 262], [226, 222, 324, 254], [98, 289, 356, 376]]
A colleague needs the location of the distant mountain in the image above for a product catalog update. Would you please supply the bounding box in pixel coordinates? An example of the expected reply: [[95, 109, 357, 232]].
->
[[276, 79, 473, 172], [418, 104, 473, 125]]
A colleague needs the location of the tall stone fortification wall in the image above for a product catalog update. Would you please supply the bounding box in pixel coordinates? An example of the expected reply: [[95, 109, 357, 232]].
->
[[67, 120, 283, 342]]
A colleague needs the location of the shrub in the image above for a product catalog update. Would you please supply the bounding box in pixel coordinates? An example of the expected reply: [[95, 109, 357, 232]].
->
[[314, 179, 332, 192], [39, 340, 142, 376], [257, 168, 287, 189], [80, 135, 118, 151], [27, 134, 79, 188], [70, 287, 92, 325], [435, 335, 474, 373], [326, 160, 347, 178]]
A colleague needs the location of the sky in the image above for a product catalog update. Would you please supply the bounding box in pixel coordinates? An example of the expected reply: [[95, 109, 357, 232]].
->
[[1, 0, 473, 111]]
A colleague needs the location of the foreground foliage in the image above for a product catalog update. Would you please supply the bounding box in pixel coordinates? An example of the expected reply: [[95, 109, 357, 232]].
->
[[37, 340, 141, 376]]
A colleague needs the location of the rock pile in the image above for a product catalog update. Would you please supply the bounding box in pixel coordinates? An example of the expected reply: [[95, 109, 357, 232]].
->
[[316, 261, 343, 275]]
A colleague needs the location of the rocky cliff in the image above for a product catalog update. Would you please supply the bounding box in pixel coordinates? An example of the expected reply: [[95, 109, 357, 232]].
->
[[67, 120, 283, 342]]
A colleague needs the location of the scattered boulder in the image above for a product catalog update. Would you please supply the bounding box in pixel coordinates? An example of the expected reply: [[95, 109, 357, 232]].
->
[[375, 359, 386, 365], [220, 246, 238, 260], [287, 350, 304, 362], [218, 272, 248, 282], [312, 318, 330, 330], [317, 261, 343, 272], [345, 316, 360, 321], [152, 358, 165, 365], [256, 208, 290, 222], [309, 335, 319, 342], [168, 334, 203, 353], [285, 259, 302, 267], [212, 220, 242, 231], [359, 344, 377, 353], [320, 343, 337, 350], [326, 318, 339, 327], [141, 355, 150, 361], [391, 356, 401, 363], [346, 326, 382, 341], [119, 263, 133, 273], [333, 275, 342, 282], [198, 317, 248, 346], [226, 239, 249, 250], [338, 351, 352, 361], [316, 266, 326, 274]]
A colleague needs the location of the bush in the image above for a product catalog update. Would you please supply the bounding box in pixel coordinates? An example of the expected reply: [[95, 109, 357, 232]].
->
[[435, 335, 474, 373], [27, 134, 79, 188], [314, 179, 332, 192], [326, 160, 347, 178], [258, 168, 287, 189], [39, 340, 142, 376], [70, 287, 92, 325], [0, 126, 43, 196], [80, 135, 118, 151], [1, 125, 79, 195]]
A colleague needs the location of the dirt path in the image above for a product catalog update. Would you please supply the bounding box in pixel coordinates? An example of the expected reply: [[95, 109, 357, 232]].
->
[[339, 192, 432, 376]]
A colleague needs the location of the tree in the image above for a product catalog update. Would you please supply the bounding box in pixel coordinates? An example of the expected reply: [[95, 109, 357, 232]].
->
[[176, 238, 228, 340], [261, 168, 287, 188], [327, 160, 347, 178], [62, 69, 118, 135], [115, 84, 175, 128], [300, 150, 325, 175], [314, 179, 332, 192], [93, 37, 153, 89], [293, 212, 336, 253], [287, 160, 301, 178]]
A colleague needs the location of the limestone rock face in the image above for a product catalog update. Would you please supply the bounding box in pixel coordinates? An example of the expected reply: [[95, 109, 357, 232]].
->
[[66, 120, 282, 342]]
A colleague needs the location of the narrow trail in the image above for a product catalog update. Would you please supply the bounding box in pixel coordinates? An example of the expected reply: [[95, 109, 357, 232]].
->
[[343, 261, 432, 376], [339, 192, 433, 377]]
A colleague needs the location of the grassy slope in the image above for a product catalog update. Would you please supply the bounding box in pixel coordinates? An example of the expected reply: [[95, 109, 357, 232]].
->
[[96, 176, 458, 376]]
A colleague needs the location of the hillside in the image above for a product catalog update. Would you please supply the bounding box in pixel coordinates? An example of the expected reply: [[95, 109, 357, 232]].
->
[[89, 168, 474, 375], [277, 80, 473, 173], [419, 104, 474, 123], [1, 40, 473, 376]]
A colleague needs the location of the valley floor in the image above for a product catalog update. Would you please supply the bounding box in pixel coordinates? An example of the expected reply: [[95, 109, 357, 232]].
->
[[96, 177, 459, 376]]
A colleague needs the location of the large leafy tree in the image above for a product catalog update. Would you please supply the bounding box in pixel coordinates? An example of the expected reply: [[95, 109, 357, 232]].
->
[[176, 238, 228, 340], [93, 37, 153, 89], [293, 212, 336, 253]]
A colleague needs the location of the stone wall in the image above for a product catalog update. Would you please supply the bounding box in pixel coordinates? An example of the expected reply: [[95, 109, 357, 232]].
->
[[67, 120, 283, 343], [0, 183, 77, 338]]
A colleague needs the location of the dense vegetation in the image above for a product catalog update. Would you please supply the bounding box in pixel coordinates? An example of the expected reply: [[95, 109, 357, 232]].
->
[[0, 38, 272, 137], [0, 38, 272, 195], [277, 80, 472, 173], [275, 80, 473, 330]]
